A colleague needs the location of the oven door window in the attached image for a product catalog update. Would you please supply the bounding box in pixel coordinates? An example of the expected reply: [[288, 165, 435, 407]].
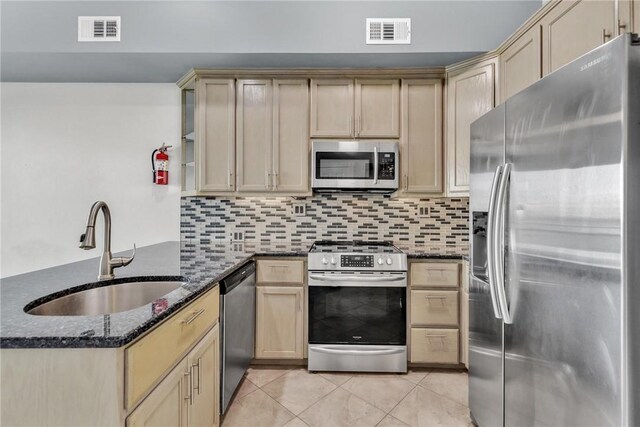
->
[[315, 152, 375, 180], [308, 286, 406, 345]]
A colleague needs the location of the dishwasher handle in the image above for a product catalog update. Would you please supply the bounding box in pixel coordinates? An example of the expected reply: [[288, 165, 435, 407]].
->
[[219, 261, 256, 294]]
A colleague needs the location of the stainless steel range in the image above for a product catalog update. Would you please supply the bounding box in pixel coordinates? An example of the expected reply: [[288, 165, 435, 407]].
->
[[307, 241, 407, 373]]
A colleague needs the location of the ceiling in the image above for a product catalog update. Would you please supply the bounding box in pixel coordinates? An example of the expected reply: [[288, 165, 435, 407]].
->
[[1, 1, 542, 83]]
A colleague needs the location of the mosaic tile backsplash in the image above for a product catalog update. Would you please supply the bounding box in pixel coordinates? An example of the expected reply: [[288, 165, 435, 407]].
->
[[181, 195, 469, 247]]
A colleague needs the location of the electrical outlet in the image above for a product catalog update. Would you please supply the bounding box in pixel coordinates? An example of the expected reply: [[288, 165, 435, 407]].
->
[[417, 205, 429, 217], [292, 203, 306, 217], [229, 231, 244, 242]]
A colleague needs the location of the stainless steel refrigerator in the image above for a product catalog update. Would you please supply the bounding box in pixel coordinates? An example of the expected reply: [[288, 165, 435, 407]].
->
[[469, 34, 640, 427]]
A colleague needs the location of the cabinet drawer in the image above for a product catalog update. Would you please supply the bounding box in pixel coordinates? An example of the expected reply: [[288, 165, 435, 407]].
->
[[125, 287, 219, 409], [410, 262, 459, 288], [411, 290, 459, 326], [410, 328, 459, 364], [257, 260, 305, 284]]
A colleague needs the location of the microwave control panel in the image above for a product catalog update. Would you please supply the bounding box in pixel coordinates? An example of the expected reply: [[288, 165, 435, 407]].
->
[[378, 153, 396, 180]]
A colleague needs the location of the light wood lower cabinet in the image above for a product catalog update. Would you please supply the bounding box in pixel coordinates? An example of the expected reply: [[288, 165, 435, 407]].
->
[[409, 261, 462, 365], [255, 286, 304, 359], [127, 358, 189, 427], [446, 59, 496, 195], [399, 79, 443, 195], [127, 325, 220, 427], [411, 328, 459, 364], [500, 25, 542, 102], [541, 0, 616, 75], [411, 290, 459, 326]]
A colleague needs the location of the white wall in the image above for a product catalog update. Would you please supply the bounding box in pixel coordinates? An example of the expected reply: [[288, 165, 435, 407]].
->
[[0, 83, 182, 278]]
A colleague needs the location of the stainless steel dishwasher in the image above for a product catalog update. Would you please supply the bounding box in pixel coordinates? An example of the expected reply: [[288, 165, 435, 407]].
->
[[219, 260, 256, 414]]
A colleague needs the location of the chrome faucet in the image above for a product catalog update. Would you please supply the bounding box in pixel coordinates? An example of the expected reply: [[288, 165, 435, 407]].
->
[[79, 201, 136, 280]]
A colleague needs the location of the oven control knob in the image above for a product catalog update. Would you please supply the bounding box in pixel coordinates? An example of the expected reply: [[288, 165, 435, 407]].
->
[[386, 258, 393, 265], [321, 257, 328, 265], [330, 257, 337, 265], [378, 258, 384, 265]]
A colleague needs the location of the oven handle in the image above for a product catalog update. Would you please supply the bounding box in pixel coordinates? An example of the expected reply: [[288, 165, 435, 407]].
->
[[310, 347, 405, 356], [309, 274, 405, 282]]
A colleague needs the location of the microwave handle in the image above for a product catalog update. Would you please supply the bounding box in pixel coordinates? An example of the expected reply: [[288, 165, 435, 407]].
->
[[373, 146, 378, 184]]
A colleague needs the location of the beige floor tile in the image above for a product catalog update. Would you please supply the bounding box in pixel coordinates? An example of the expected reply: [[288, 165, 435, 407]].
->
[[419, 370, 468, 407], [318, 372, 354, 386], [233, 376, 259, 401], [245, 366, 291, 388], [283, 417, 310, 427], [299, 388, 386, 427], [341, 375, 416, 413], [377, 414, 410, 426], [390, 386, 470, 427], [262, 369, 338, 415], [222, 389, 295, 427], [401, 369, 430, 384]]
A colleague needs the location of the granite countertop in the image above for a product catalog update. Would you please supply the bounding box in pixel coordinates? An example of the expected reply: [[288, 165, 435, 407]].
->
[[0, 240, 466, 349]]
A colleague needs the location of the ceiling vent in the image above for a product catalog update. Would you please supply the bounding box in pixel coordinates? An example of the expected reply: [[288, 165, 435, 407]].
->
[[366, 18, 411, 45], [78, 16, 121, 42]]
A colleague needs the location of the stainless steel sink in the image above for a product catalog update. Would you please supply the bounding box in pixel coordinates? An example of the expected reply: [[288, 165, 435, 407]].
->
[[26, 279, 185, 316]]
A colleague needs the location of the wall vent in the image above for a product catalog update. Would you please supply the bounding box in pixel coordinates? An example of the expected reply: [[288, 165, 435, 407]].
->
[[366, 18, 411, 45], [78, 16, 121, 42]]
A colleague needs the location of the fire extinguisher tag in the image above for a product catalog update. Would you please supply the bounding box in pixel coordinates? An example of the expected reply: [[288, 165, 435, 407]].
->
[[155, 160, 169, 171]]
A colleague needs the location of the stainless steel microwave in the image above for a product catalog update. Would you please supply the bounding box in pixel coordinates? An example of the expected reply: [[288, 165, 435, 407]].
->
[[311, 140, 399, 193]]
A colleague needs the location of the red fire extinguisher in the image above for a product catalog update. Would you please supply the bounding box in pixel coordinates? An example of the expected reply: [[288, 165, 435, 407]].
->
[[152, 143, 172, 185]]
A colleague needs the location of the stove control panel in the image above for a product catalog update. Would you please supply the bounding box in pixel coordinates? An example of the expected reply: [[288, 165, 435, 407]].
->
[[341, 255, 374, 268]]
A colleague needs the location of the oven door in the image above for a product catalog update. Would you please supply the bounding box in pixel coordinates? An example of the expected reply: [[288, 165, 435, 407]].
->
[[308, 272, 406, 346]]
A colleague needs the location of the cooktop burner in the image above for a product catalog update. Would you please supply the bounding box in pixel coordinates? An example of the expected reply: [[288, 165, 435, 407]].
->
[[309, 240, 402, 254]]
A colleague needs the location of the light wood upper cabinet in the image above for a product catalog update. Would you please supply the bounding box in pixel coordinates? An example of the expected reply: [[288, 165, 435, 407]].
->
[[355, 79, 400, 138], [310, 78, 400, 138], [310, 79, 354, 137], [446, 59, 496, 195], [635, 0, 640, 32], [256, 286, 304, 359], [188, 325, 220, 427], [500, 25, 542, 103], [272, 80, 310, 193], [196, 79, 235, 192], [236, 80, 273, 192], [127, 358, 188, 427], [399, 79, 443, 194], [541, 0, 615, 75]]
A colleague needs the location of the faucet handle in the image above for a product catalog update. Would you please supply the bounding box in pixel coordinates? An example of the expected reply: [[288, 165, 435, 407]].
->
[[110, 244, 136, 268]]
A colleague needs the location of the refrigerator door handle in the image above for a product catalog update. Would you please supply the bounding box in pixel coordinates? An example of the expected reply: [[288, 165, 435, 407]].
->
[[494, 162, 513, 324], [486, 165, 504, 320]]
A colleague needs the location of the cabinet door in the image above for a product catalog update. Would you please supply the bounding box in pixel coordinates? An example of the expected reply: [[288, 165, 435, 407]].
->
[[236, 80, 273, 192], [446, 60, 496, 195], [400, 79, 443, 194], [310, 79, 354, 137], [196, 79, 235, 192], [127, 359, 188, 427], [500, 25, 542, 102], [188, 325, 220, 427], [541, 0, 615, 75], [256, 286, 304, 359], [355, 79, 400, 138], [272, 80, 310, 193], [635, 0, 640, 32]]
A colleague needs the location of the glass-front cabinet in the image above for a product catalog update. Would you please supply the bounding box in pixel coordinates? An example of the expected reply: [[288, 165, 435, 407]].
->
[[181, 87, 195, 192]]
